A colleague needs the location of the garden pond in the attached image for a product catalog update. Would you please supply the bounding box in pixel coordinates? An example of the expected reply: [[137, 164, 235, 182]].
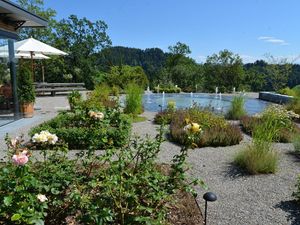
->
[[143, 93, 270, 115]]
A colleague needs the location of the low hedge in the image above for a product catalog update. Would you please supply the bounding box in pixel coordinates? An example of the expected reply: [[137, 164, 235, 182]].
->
[[153, 86, 181, 93], [29, 109, 131, 150]]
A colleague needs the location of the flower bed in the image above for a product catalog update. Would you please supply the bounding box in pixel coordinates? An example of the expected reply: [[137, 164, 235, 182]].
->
[[170, 107, 243, 147], [29, 107, 131, 150], [240, 105, 300, 143]]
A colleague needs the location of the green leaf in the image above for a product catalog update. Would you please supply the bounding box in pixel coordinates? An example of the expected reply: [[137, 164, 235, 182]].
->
[[51, 188, 60, 195], [31, 219, 44, 225], [11, 213, 21, 221], [3, 196, 12, 206]]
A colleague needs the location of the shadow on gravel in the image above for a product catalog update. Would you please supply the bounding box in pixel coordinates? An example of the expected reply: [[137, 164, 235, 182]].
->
[[223, 163, 250, 179], [275, 200, 300, 225], [286, 151, 300, 163]]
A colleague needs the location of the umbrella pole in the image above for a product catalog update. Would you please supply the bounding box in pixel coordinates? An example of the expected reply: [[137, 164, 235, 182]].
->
[[30, 51, 34, 81], [42, 64, 45, 83]]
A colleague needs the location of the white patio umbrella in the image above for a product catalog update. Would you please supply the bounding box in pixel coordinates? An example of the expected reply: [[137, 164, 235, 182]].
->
[[0, 37, 67, 81], [0, 52, 50, 59], [14, 38, 68, 56]]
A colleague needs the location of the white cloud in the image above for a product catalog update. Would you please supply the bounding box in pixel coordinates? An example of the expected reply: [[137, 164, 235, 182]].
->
[[258, 36, 290, 45], [258, 36, 274, 40]]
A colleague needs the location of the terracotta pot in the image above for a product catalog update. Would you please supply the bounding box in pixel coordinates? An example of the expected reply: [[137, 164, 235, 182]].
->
[[20, 102, 34, 118]]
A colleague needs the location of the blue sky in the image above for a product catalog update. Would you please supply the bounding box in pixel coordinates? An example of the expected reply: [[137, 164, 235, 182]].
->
[[43, 0, 300, 63]]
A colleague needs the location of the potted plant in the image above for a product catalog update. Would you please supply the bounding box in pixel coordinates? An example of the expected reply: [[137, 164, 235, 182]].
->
[[17, 65, 35, 118]]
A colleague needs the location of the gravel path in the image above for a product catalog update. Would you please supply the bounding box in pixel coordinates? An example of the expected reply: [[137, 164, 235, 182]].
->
[[133, 111, 300, 225]]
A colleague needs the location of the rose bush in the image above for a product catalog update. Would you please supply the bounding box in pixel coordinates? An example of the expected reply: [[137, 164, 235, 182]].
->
[[0, 126, 205, 224]]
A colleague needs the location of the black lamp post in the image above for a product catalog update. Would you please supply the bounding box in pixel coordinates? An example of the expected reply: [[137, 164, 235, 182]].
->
[[203, 192, 217, 225], [158, 104, 163, 112]]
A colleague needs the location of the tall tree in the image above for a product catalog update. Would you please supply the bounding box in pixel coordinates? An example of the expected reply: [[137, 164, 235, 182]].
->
[[168, 42, 191, 56], [16, 0, 57, 42], [265, 55, 293, 91], [163, 41, 203, 91], [244, 60, 267, 91], [54, 15, 112, 88], [104, 65, 149, 89], [203, 49, 244, 92], [167, 42, 191, 69], [96, 46, 168, 85], [168, 57, 203, 92]]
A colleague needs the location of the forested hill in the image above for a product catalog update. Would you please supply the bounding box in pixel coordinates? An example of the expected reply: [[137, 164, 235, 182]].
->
[[96, 46, 169, 82]]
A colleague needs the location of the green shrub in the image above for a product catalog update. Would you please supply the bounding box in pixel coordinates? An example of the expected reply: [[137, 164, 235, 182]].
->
[[85, 83, 118, 109], [234, 143, 278, 174], [154, 111, 174, 125], [17, 65, 35, 104], [153, 85, 181, 93], [167, 100, 176, 112], [240, 105, 300, 142], [111, 85, 120, 96], [67, 90, 82, 111], [124, 83, 143, 115], [106, 65, 149, 90], [293, 175, 300, 202], [240, 116, 259, 135], [292, 135, 300, 153], [154, 101, 177, 125], [225, 96, 246, 120], [0, 164, 48, 224], [169, 107, 242, 147], [235, 112, 280, 174], [292, 85, 300, 97], [286, 98, 300, 115], [278, 87, 297, 97]]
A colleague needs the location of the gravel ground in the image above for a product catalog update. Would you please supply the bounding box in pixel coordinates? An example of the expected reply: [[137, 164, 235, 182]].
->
[[133, 111, 300, 225]]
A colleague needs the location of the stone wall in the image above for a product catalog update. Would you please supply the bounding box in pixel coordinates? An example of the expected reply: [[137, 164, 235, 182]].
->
[[259, 92, 293, 104]]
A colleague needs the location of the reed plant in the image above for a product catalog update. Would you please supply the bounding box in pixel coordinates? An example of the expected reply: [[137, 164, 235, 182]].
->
[[226, 95, 246, 120], [124, 83, 143, 116], [234, 112, 280, 174], [292, 134, 300, 153]]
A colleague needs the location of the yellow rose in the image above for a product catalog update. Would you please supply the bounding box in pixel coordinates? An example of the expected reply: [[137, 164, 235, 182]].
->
[[191, 123, 200, 133]]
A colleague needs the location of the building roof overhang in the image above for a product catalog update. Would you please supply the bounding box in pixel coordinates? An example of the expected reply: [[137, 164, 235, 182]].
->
[[0, 0, 47, 39]]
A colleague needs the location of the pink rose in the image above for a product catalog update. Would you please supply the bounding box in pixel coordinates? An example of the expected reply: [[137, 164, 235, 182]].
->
[[12, 153, 29, 166]]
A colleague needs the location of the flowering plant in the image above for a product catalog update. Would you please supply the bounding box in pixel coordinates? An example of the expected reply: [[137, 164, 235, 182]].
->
[[183, 122, 202, 134], [88, 110, 104, 120], [0, 136, 47, 224], [12, 150, 29, 166], [32, 130, 58, 145], [6, 135, 31, 166]]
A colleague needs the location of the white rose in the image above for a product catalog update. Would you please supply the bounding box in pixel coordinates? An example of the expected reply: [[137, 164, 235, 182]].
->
[[37, 194, 48, 203], [47, 134, 58, 145]]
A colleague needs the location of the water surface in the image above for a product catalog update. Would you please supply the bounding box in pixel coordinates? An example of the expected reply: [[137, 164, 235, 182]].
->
[[143, 93, 269, 115]]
